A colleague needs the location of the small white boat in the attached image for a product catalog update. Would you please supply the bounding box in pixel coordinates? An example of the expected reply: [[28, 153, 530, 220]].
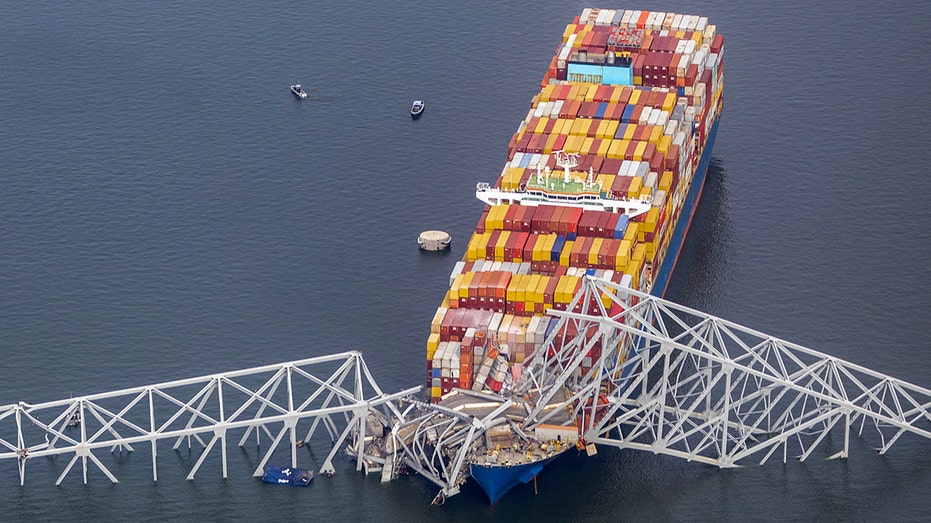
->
[[410, 100, 425, 118], [291, 84, 307, 99]]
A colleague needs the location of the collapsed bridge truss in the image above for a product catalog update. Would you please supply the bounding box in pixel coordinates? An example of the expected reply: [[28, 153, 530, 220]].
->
[[3, 278, 930, 503]]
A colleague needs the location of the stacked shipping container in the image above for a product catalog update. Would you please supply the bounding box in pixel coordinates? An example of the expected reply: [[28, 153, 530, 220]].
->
[[427, 8, 724, 402]]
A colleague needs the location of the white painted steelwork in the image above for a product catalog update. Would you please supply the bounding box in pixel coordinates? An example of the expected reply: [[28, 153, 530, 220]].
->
[[517, 276, 931, 467], [0, 351, 418, 486]]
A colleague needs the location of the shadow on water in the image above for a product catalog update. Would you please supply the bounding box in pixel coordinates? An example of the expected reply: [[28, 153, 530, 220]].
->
[[664, 157, 734, 315]]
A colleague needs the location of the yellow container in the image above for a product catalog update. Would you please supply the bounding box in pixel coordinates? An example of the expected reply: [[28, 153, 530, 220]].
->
[[512, 276, 525, 302], [632, 243, 646, 263], [633, 141, 647, 161], [603, 120, 620, 140], [639, 187, 652, 199], [645, 237, 657, 259], [555, 276, 569, 304], [506, 275, 518, 302], [562, 24, 576, 42], [427, 332, 441, 360], [495, 205, 508, 230], [534, 277, 549, 306], [609, 85, 623, 103], [585, 83, 599, 102], [649, 125, 663, 144], [622, 123, 637, 140], [588, 237, 604, 266], [595, 119, 612, 139], [660, 171, 673, 192], [601, 174, 616, 192], [567, 84, 582, 100], [432, 386, 441, 398], [556, 118, 572, 136], [478, 232, 492, 260], [569, 119, 588, 136], [607, 139, 624, 159], [528, 274, 543, 303], [581, 137, 595, 155], [544, 133, 560, 155], [595, 138, 611, 158], [624, 223, 639, 244], [565, 134, 585, 154], [541, 83, 556, 103], [465, 234, 480, 262], [628, 176, 643, 198], [628, 89, 641, 106], [534, 117, 549, 135], [560, 240, 574, 265], [431, 309, 446, 335], [662, 92, 677, 112], [450, 273, 465, 301], [458, 271, 474, 299], [657, 135, 672, 155], [633, 76, 642, 86]]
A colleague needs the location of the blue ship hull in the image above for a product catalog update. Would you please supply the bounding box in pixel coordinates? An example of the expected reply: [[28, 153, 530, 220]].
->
[[650, 117, 721, 298], [470, 454, 560, 504]]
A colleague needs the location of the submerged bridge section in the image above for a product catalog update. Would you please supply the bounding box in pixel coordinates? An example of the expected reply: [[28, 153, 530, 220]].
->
[[2, 280, 930, 503], [0, 351, 418, 486]]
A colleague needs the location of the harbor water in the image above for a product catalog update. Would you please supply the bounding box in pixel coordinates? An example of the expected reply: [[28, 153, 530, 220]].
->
[[1, 1, 930, 520]]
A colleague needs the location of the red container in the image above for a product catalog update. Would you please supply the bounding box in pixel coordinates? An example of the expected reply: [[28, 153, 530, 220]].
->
[[519, 205, 534, 232], [565, 207, 583, 236], [512, 232, 529, 261], [503, 205, 518, 231], [502, 230, 517, 262], [711, 34, 724, 54], [486, 229, 501, 260], [605, 213, 620, 238], [602, 158, 622, 176]]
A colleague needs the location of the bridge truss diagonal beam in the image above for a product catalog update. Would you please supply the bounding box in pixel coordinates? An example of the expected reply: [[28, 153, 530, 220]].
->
[[0, 351, 419, 486], [517, 276, 931, 467]]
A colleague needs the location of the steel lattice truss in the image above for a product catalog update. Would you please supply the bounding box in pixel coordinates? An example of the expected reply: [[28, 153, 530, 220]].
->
[[518, 276, 931, 466], [0, 351, 418, 486], [380, 392, 519, 503]]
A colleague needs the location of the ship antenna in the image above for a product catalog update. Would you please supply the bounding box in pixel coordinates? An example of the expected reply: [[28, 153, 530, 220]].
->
[[554, 150, 579, 183]]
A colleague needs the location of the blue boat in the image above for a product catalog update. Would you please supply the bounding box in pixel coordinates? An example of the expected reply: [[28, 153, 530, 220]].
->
[[261, 465, 314, 486]]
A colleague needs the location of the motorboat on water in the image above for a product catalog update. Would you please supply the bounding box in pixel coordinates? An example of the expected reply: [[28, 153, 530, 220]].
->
[[410, 100, 424, 118], [291, 84, 307, 99]]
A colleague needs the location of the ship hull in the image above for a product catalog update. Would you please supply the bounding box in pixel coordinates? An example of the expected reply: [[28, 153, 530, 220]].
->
[[470, 454, 560, 505], [650, 117, 721, 298]]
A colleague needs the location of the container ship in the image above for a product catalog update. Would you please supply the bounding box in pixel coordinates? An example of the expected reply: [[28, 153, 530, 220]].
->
[[423, 8, 724, 504]]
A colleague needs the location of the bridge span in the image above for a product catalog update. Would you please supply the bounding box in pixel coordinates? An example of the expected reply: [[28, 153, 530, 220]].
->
[[2, 277, 930, 504]]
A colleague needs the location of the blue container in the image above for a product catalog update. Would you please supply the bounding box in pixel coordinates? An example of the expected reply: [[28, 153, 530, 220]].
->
[[432, 368, 441, 378], [551, 235, 566, 262], [567, 232, 577, 241], [621, 105, 634, 123], [519, 154, 531, 168], [614, 122, 627, 139], [585, 268, 596, 276], [594, 102, 608, 119], [614, 215, 629, 239]]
